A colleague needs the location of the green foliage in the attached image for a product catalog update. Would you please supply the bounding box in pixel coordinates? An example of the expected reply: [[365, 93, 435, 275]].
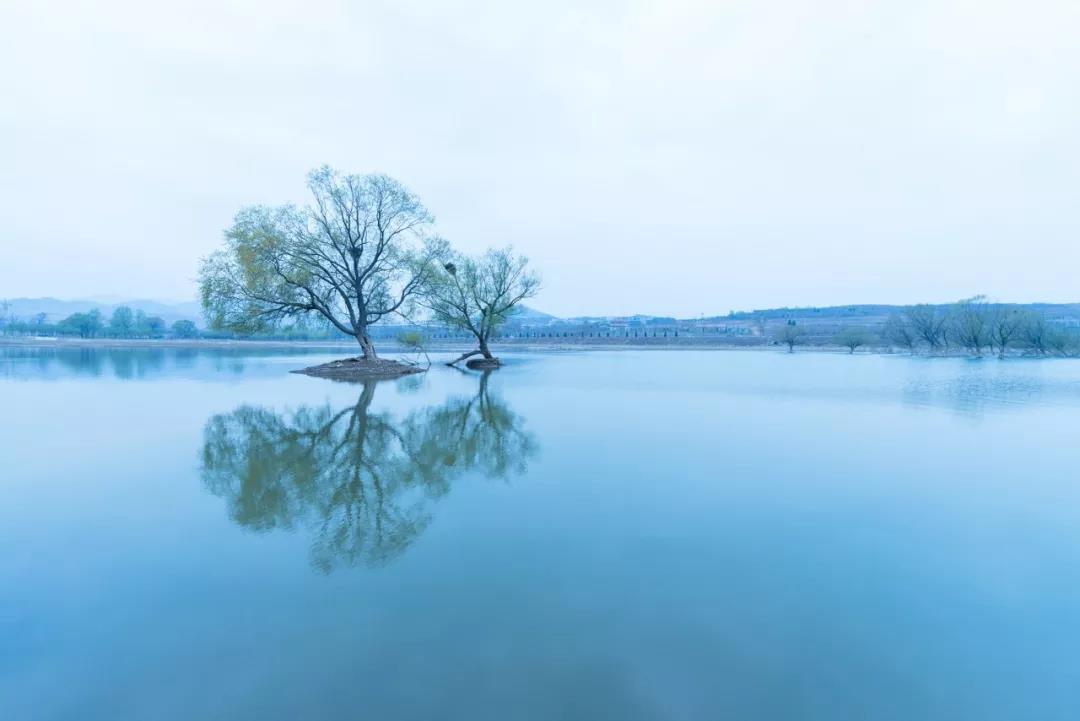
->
[[198, 167, 448, 358], [397, 330, 430, 367], [397, 330, 427, 349], [200, 206, 304, 335], [423, 247, 540, 354]]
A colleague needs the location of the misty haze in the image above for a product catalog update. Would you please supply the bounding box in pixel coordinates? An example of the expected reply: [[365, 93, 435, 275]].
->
[[3, 2, 1080, 721]]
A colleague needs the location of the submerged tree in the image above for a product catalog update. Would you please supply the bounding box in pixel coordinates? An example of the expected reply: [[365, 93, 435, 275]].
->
[[200, 372, 536, 572], [904, 304, 950, 352], [199, 167, 448, 360], [950, 296, 991, 356], [987, 306, 1028, 359], [1021, 312, 1054, 355], [422, 247, 540, 367], [882, 314, 919, 354]]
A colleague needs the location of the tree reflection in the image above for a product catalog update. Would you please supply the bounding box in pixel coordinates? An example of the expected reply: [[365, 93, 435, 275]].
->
[[200, 372, 536, 572]]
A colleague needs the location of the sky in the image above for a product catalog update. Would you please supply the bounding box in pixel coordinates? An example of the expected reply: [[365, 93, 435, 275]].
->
[[2, 0, 1079, 318]]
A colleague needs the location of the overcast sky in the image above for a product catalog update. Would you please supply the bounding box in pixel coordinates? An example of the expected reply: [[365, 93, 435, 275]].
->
[[2, 0, 1079, 317]]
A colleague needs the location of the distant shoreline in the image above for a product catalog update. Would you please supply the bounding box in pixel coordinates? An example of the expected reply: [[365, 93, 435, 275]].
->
[[0, 335, 804, 353], [0, 335, 1054, 358]]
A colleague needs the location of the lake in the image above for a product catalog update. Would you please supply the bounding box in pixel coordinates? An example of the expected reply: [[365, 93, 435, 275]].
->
[[3, 345, 1080, 720]]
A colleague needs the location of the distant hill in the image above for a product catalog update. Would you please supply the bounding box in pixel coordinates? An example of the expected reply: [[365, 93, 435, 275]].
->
[[512, 305, 558, 321], [2, 297, 204, 326]]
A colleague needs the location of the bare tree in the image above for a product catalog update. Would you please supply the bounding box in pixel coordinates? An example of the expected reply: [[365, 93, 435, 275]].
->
[[423, 247, 540, 367], [774, 321, 805, 352], [835, 327, 872, 354], [1047, 326, 1080, 357], [882, 314, 919, 354], [904, 304, 949, 351], [950, 296, 991, 356], [199, 167, 448, 360], [987, 306, 1027, 359], [1020, 312, 1053, 355]]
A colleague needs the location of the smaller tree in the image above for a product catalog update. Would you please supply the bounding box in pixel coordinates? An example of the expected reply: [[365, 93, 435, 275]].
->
[[904, 304, 949, 351], [774, 321, 804, 352], [949, 296, 990, 356], [171, 320, 199, 339], [987, 306, 1027, 359], [423, 247, 540, 367], [882, 314, 918, 354], [397, 330, 431, 368], [1047, 326, 1080, 357], [1020, 312, 1053, 355], [835, 327, 871, 354]]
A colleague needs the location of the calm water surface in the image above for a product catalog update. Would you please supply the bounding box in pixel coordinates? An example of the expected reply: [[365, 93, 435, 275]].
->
[[3, 346, 1080, 720]]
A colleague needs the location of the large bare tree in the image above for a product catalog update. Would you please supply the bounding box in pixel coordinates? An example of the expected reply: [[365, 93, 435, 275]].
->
[[987, 306, 1028, 359], [1021, 312, 1053, 355], [422, 247, 540, 366], [950, 296, 990, 356], [200, 167, 447, 360], [882, 313, 919, 354], [903, 304, 949, 351]]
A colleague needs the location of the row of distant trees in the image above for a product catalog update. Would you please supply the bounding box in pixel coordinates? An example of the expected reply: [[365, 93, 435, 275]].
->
[[0, 304, 199, 340], [776, 296, 1080, 357]]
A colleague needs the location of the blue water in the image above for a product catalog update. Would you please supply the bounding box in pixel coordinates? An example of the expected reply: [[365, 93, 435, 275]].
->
[[3, 346, 1080, 720]]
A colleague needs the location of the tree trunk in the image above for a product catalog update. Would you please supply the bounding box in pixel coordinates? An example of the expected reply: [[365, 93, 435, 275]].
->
[[446, 349, 484, 367], [357, 333, 377, 361], [448, 333, 497, 367]]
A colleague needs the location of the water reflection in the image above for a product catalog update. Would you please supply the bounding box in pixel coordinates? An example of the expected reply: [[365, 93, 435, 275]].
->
[[200, 372, 537, 572], [0, 345, 357, 381]]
